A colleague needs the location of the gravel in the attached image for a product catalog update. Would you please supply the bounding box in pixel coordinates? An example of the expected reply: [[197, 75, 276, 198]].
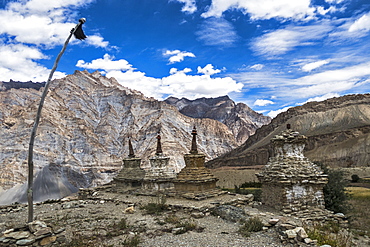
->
[[0, 192, 295, 247]]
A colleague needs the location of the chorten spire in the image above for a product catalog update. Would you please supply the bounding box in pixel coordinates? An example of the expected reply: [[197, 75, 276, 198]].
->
[[128, 138, 135, 158], [156, 130, 163, 155], [190, 126, 198, 154]]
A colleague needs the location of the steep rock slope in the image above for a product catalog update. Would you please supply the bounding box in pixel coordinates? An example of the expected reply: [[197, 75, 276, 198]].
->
[[206, 94, 370, 169], [0, 71, 237, 200], [165, 96, 271, 144]]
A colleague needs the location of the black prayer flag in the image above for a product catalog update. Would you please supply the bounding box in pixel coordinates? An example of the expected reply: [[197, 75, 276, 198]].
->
[[74, 24, 87, 40]]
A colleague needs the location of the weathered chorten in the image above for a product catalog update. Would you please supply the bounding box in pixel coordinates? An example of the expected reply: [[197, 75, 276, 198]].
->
[[143, 131, 176, 191], [174, 126, 219, 199], [113, 138, 145, 192], [256, 125, 328, 213]]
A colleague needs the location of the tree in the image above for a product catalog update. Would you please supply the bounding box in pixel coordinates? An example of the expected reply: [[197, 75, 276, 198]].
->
[[320, 164, 350, 214]]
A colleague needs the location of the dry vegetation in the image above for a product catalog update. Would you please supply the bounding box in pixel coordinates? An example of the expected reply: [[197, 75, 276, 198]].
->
[[347, 185, 370, 236]]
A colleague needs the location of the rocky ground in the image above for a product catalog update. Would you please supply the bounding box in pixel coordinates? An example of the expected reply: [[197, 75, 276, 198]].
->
[[0, 189, 368, 247]]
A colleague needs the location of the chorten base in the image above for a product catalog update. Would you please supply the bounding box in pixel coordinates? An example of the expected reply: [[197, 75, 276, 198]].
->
[[142, 178, 175, 191]]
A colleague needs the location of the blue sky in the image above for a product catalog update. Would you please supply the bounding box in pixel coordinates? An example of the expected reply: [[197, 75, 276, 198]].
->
[[1, 0, 370, 117]]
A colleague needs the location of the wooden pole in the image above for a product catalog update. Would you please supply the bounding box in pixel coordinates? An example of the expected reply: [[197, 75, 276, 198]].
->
[[27, 18, 86, 223]]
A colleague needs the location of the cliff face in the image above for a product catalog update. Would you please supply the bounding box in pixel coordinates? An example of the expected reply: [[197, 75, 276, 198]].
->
[[165, 96, 271, 145], [206, 94, 370, 169], [0, 71, 237, 199]]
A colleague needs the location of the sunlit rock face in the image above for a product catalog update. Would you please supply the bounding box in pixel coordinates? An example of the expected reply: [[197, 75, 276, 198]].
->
[[207, 94, 370, 169], [0, 70, 238, 204], [165, 96, 271, 145]]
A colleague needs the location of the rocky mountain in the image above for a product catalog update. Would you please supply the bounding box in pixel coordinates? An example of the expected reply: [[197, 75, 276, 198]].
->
[[206, 94, 370, 169], [165, 96, 271, 145], [0, 70, 238, 203]]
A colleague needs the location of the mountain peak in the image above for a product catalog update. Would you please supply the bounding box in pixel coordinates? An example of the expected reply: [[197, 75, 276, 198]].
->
[[165, 95, 271, 144]]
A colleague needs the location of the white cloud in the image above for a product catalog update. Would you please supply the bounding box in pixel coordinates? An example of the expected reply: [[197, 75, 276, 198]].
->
[[267, 106, 292, 118], [251, 23, 333, 57], [161, 67, 243, 99], [324, 0, 344, 4], [201, 0, 316, 20], [106, 70, 163, 99], [301, 60, 330, 72], [169, 67, 192, 75], [0, 10, 70, 47], [266, 92, 339, 118], [295, 62, 370, 86], [0, 0, 101, 47], [86, 35, 110, 48], [229, 60, 370, 109], [303, 93, 340, 103], [197, 64, 220, 75], [7, 0, 95, 14], [163, 50, 196, 64], [0, 0, 109, 81], [253, 99, 274, 106], [0, 43, 66, 81], [173, 0, 197, 14], [348, 13, 370, 33], [282, 62, 370, 99], [292, 79, 361, 98], [76, 54, 243, 100], [250, 64, 264, 70], [316, 6, 338, 15], [196, 18, 239, 47], [76, 54, 133, 72]]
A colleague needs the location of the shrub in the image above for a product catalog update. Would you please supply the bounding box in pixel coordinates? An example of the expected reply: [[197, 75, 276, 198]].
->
[[318, 163, 350, 214], [173, 219, 204, 234], [240, 181, 262, 188], [174, 220, 198, 234], [351, 174, 360, 183], [164, 214, 181, 224], [238, 217, 264, 237], [107, 218, 129, 237]]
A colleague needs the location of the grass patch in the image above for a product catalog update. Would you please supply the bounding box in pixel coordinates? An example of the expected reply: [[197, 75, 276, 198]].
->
[[121, 234, 141, 247], [307, 221, 352, 247], [141, 195, 168, 215], [238, 217, 264, 237], [347, 187, 370, 199], [64, 232, 105, 247], [64, 218, 143, 246], [164, 214, 182, 224]]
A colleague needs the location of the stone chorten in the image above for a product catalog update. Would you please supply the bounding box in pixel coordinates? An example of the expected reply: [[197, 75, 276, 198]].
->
[[256, 126, 328, 213], [174, 126, 219, 198], [113, 138, 145, 192], [143, 131, 176, 191]]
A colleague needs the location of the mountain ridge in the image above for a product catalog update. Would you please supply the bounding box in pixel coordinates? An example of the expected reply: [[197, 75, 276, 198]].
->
[[206, 93, 370, 169], [0, 70, 239, 203]]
